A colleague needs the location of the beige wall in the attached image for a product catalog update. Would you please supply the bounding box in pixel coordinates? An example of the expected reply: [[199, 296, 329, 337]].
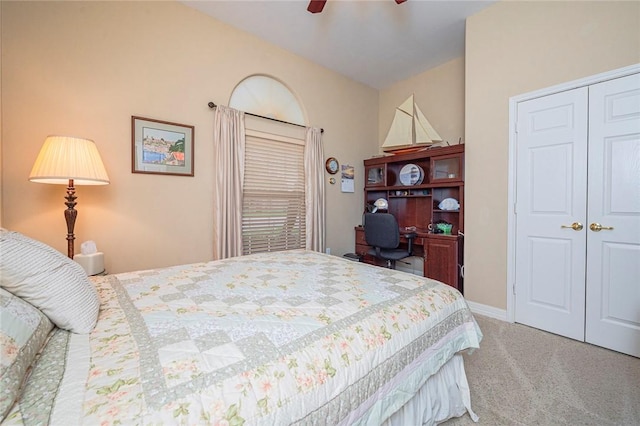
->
[[464, 1, 640, 309], [1, 1, 379, 273]]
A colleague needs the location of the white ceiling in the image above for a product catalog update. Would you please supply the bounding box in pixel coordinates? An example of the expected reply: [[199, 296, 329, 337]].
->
[[181, 0, 496, 89]]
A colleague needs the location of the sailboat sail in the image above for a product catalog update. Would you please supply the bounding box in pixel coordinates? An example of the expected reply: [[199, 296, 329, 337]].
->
[[381, 95, 442, 152], [414, 103, 441, 144]]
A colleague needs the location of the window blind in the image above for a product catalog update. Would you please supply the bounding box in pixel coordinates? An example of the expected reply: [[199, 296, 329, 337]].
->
[[242, 132, 306, 255]]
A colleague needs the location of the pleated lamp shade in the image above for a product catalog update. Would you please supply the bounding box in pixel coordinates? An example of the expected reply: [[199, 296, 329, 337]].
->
[[29, 135, 110, 185]]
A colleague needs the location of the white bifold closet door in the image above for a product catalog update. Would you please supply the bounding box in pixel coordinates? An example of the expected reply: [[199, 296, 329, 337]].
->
[[514, 73, 640, 358]]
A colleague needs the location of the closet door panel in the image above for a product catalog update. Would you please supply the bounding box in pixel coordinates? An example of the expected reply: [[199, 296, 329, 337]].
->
[[586, 72, 640, 358], [514, 88, 588, 341]]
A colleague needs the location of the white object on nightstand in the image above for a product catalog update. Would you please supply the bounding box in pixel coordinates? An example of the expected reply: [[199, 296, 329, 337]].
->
[[74, 252, 105, 276]]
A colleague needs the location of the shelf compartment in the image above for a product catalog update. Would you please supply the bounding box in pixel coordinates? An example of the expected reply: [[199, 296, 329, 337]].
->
[[431, 153, 464, 183]]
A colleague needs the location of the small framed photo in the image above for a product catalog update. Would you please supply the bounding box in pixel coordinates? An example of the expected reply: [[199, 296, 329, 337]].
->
[[132, 116, 194, 176]]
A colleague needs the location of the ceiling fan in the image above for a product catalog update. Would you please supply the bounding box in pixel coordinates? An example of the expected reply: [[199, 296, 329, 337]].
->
[[307, 0, 407, 14]]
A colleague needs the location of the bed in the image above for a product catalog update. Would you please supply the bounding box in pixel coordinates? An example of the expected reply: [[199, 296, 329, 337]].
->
[[0, 229, 481, 425]]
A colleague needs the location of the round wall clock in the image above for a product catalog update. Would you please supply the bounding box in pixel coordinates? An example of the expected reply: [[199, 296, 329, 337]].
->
[[325, 157, 339, 174]]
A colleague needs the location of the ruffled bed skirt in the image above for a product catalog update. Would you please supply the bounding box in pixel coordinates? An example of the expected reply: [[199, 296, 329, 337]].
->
[[385, 354, 478, 426]]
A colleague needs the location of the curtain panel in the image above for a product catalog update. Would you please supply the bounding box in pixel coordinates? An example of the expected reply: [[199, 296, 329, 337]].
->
[[212, 105, 245, 260], [304, 127, 325, 252]]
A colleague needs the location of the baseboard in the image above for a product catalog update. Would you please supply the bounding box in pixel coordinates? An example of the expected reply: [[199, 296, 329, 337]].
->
[[466, 300, 509, 322]]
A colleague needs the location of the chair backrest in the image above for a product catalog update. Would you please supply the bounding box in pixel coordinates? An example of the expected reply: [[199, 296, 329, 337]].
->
[[364, 213, 400, 250]]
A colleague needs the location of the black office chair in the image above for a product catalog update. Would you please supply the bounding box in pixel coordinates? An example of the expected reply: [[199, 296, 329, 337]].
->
[[364, 213, 417, 269]]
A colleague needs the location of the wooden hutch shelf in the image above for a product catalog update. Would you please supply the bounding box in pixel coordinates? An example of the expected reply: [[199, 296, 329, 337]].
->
[[356, 144, 465, 291]]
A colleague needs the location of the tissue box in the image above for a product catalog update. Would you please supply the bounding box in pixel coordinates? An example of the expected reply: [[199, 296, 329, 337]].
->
[[74, 252, 105, 276]]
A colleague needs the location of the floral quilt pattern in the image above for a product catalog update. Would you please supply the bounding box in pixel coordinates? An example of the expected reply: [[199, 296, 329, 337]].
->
[[5, 250, 481, 425]]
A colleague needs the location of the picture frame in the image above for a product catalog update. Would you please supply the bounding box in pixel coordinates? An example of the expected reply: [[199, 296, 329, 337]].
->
[[131, 116, 194, 176]]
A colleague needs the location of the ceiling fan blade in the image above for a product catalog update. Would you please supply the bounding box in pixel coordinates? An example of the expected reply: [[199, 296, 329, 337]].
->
[[307, 0, 326, 13], [395, 0, 407, 4]]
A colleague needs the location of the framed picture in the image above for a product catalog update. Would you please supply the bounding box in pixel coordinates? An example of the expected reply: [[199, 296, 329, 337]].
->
[[131, 116, 194, 176]]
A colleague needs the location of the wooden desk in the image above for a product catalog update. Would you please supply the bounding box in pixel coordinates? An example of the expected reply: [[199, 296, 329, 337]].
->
[[355, 226, 463, 292]]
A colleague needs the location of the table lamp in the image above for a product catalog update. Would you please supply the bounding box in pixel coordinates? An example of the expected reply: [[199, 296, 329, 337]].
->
[[29, 135, 110, 259]]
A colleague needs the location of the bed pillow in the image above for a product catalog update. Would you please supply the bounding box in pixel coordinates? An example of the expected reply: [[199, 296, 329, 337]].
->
[[0, 229, 100, 334], [0, 287, 54, 421]]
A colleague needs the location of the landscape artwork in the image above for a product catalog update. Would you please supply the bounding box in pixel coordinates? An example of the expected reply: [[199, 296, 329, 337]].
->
[[132, 116, 194, 176], [142, 127, 185, 166]]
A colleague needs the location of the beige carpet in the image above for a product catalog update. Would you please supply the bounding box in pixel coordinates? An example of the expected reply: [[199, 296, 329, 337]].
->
[[444, 315, 640, 425]]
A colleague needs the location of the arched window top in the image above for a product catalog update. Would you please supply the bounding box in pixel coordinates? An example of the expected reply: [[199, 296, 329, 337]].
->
[[229, 75, 305, 126]]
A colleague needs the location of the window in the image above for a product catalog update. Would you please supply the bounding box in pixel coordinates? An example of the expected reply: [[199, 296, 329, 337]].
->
[[230, 75, 309, 255], [230, 75, 305, 125], [242, 129, 305, 255]]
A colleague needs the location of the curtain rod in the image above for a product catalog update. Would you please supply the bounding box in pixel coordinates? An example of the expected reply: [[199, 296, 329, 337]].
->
[[208, 102, 323, 133]]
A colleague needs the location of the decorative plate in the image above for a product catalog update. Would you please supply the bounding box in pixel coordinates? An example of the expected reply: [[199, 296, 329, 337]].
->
[[399, 164, 424, 186], [438, 198, 460, 211]]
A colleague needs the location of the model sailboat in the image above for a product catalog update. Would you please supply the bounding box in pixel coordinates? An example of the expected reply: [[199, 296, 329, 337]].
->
[[381, 94, 442, 153]]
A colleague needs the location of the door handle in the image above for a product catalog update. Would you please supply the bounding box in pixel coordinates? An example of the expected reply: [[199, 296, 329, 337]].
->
[[589, 223, 614, 232], [561, 222, 583, 231]]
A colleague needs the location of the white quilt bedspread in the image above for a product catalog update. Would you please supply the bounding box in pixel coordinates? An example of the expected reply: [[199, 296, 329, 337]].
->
[[4, 250, 481, 425]]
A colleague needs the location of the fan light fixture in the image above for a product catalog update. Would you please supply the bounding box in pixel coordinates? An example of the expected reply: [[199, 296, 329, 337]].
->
[[308, 0, 406, 14]]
